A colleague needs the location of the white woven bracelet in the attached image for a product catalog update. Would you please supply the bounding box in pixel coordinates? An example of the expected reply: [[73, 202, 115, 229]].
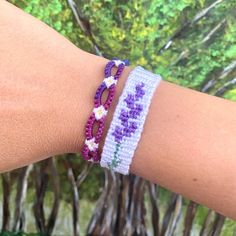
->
[[100, 66, 162, 175]]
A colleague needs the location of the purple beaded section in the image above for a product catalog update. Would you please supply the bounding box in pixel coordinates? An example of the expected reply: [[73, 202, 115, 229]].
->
[[81, 59, 129, 163]]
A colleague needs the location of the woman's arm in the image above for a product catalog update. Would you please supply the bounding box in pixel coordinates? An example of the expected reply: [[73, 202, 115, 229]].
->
[[0, 1, 236, 220]]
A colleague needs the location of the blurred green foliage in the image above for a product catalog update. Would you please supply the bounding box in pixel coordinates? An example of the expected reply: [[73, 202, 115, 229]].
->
[[9, 0, 92, 49], [0, 232, 40, 236], [10, 0, 236, 99], [6, 0, 236, 235]]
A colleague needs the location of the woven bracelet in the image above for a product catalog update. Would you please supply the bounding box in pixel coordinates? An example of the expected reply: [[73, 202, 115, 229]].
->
[[100, 66, 162, 175], [81, 59, 129, 163]]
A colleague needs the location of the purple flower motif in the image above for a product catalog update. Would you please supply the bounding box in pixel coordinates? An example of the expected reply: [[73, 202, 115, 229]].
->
[[136, 103, 143, 112], [112, 126, 123, 143], [135, 83, 145, 100], [112, 83, 145, 144], [123, 121, 138, 137], [129, 108, 138, 119], [118, 109, 129, 126], [129, 104, 143, 119], [130, 121, 138, 132], [124, 94, 135, 109], [123, 127, 132, 137]]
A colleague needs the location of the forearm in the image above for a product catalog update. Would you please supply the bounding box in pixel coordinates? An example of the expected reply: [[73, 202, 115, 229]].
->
[[0, 0, 236, 220], [130, 81, 236, 220]]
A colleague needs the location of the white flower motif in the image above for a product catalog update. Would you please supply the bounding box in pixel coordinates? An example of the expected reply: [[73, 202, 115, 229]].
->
[[93, 105, 108, 120], [85, 137, 98, 152], [103, 76, 117, 88], [113, 59, 125, 67]]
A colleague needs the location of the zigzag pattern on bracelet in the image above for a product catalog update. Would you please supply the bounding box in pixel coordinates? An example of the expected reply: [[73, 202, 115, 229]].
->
[[81, 59, 129, 163], [100, 66, 162, 175]]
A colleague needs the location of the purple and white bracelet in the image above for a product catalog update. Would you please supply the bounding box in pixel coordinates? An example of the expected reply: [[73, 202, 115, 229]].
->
[[100, 66, 162, 175], [81, 59, 129, 163]]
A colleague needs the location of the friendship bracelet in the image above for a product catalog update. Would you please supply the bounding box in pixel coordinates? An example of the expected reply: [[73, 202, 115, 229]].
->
[[81, 59, 129, 163], [100, 66, 162, 175]]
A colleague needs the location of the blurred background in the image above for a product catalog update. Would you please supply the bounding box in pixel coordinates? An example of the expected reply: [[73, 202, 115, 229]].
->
[[1, 0, 236, 235]]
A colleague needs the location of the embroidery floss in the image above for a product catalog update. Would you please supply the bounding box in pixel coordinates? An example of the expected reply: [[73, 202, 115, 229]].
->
[[81, 59, 129, 162], [100, 66, 162, 175], [107, 82, 145, 170]]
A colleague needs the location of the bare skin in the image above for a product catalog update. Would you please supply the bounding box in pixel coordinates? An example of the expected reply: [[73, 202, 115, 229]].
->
[[0, 1, 235, 220]]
